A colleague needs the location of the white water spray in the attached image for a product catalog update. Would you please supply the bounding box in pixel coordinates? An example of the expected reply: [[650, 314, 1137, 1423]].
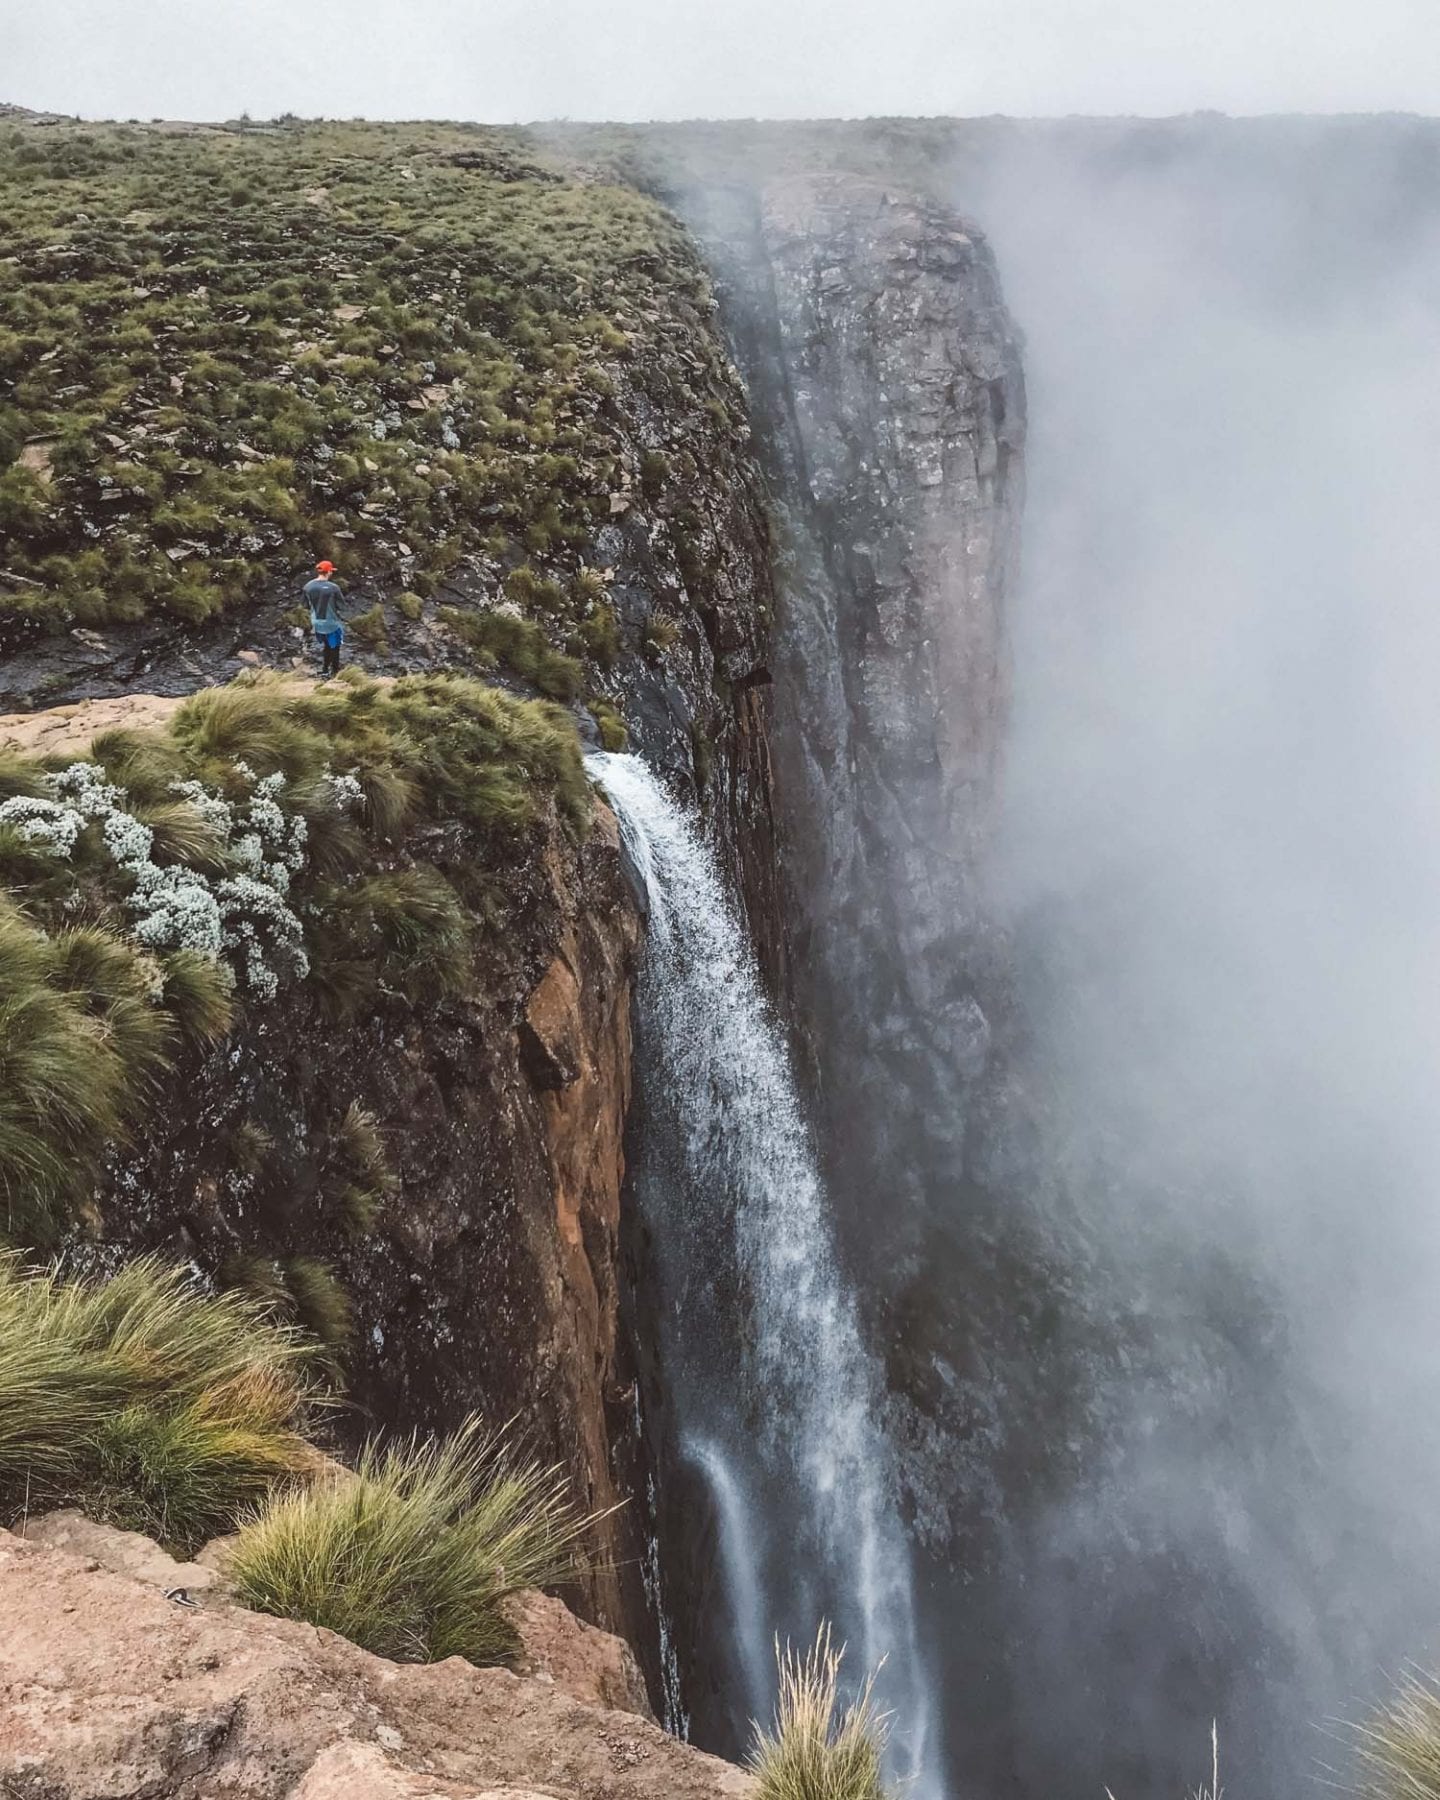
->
[[590, 751, 939, 1797], [684, 1437, 772, 1724]]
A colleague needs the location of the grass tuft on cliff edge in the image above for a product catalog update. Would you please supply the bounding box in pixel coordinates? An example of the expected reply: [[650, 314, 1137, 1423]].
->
[[0, 1254, 603, 1670], [1354, 1672, 1440, 1799], [0, 1254, 319, 1551], [750, 1626, 894, 1800], [228, 1415, 597, 1666]]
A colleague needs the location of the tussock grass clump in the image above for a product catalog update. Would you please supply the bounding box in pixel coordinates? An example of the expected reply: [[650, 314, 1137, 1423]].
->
[[322, 1100, 400, 1231], [229, 1417, 596, 1666], [223, 1253, 353, 1358], [1356, 1674, 1440, 1798], [0, 900, 163, 1241], [327, 866, 471, 1003], [750, 1626, 893, 1800], [440, 604, 585, 703], [589, 698, 628, 752], [0, 1255, 319, 1549], [158, 947, 235, 1044]]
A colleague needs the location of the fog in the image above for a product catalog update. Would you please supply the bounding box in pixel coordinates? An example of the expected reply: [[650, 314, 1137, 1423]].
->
[[5, 0, 1440, 123], [949, 120, 1440, 1791]]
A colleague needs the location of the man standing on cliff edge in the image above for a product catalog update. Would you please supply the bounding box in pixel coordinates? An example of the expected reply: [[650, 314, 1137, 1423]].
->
[[304, 560, 346, 678]]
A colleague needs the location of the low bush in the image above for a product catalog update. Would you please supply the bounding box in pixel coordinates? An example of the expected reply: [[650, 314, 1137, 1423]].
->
[[0, 1256, 318, 1550], [749, 1626, 892, 1800], [229, 1416, 595, 1666]]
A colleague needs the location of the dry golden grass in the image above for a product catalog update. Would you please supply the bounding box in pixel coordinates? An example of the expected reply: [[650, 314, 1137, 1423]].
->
[[749, 1625, 893, 1800], [1353, 1673, 1440, 1798], [230, 1416, 598, 1667]]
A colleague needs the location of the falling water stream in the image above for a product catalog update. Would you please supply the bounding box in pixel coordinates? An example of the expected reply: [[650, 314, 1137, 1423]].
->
[[588, 751, 939, 1797]]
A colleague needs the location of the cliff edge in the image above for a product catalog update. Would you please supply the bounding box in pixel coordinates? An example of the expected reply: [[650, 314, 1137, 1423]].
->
[[0, 1519, 754, 1800]]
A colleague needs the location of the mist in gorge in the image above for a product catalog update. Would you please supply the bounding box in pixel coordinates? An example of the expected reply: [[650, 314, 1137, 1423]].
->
[[929, 119, 1440, 1793], [644, 114, 1440, 1799]]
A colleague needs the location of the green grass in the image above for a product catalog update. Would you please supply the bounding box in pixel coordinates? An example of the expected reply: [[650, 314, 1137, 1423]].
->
[[0, 1254, 318, 1550], [228, 1416, 597, 1666], [750, 1626, 893, 1800], [0, 900, 166, 1241], [0, 115, 747, 683], [440, 603, 585, 702], [348, 602, 389, 650]]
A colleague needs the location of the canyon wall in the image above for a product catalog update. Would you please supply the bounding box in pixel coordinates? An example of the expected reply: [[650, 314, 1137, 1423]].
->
[[673, 173, 1025, 1287]]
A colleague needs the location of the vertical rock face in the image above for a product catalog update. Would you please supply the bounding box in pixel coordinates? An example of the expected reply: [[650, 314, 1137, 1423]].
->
[[93, 795, 648, 1646], [679, 175, 1026, 1278], [661, 172, 1032, 1792]]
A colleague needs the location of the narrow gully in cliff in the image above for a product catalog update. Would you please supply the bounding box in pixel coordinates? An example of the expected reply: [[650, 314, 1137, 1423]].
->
[[589, 750, 939, 1799]]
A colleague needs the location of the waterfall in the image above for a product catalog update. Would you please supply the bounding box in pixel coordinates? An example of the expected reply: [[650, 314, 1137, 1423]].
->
[[589, 750, 939, 1798]]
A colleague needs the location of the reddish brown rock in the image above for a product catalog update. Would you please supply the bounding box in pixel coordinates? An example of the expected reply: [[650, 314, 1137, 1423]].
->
[[0, 1526, 755, 1800], [502, 1587, 654, 1720]]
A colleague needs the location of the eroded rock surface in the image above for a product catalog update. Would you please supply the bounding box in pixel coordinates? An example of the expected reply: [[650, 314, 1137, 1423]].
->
[[0, 1526, 753, 1800]]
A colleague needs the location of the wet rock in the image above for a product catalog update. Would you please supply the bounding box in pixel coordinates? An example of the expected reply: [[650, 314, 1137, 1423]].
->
[[677, 173, 1025, 1279]]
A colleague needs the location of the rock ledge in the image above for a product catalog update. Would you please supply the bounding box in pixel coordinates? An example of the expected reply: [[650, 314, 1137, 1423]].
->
[[0, 1523, 753, 1800]]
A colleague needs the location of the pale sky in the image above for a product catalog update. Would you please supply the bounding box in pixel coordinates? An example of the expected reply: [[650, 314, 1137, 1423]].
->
[[4, 0, 1440, 123]]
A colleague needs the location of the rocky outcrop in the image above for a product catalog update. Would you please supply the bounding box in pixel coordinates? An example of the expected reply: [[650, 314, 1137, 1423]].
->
[[0, 1523, 753, 1799], [674, 172, 1025, 1281], [502, 1589, 654, 1720]]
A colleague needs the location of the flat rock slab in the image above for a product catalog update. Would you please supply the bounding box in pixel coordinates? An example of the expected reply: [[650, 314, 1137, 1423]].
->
[[0, 1527, 755, 1800], [0, 690, 190, 757], [20, 1510, 225, 1601]]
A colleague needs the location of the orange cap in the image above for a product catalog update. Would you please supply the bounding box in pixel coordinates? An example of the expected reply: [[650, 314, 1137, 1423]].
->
[[315, 560, 335, 574]]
